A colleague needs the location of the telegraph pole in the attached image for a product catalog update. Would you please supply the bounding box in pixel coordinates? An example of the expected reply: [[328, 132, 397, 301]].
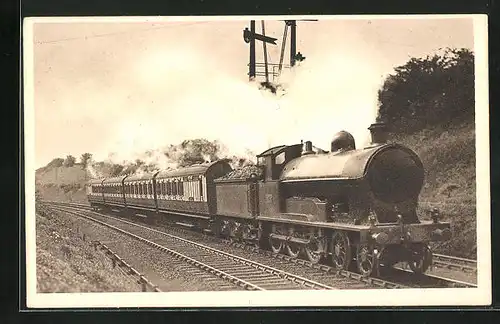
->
[[289, 20, 297, 67], [249, 20, 256, 80], [243, 20, 277, 82]]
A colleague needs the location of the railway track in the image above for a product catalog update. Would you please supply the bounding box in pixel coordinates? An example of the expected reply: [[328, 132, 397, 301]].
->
[[432, 253, 477, 274], [43, 201, 477, 289], [48, 204, 342, 291]]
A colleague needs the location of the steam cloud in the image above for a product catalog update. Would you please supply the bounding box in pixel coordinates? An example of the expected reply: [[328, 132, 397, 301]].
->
[[39, 21, 389, 175], [100, 49, 382, 173]]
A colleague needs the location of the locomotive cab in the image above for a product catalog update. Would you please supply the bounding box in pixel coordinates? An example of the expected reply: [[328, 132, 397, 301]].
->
[[256, 144, 303, 181]]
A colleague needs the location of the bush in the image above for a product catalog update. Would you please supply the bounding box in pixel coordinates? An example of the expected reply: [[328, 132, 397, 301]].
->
[[377, 48, 474, 134], [63, 155, 77, 167]]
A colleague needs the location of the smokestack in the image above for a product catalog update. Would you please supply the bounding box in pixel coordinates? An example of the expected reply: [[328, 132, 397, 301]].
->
[[368, 122, 388, 144], [302, 141, 314, 155]]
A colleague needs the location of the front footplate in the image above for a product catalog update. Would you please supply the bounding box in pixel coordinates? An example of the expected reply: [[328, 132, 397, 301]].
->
[[363, 221, 452, 245]]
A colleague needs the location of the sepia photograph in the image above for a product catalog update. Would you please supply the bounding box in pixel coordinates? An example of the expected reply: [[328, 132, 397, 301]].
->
[[23, 14, 490, 308]]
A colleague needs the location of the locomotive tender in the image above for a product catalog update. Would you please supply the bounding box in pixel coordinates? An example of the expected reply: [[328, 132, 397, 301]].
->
[[87, 123, 452, 276]]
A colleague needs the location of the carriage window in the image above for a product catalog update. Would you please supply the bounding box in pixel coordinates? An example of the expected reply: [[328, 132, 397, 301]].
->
[[165, 181, 170, 195], [178, 181, 184, 196], [161, 182, 165, 195], [172, 181, 177, 195], [148, 183, 152, 195]]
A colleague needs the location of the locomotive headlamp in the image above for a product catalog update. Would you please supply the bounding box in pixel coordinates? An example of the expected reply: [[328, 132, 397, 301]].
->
[[368, 214, 377, 226], [430, 208, 440, 223]]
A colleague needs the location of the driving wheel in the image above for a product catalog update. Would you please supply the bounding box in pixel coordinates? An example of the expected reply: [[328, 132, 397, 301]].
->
[[356, 244, 376, 277], [269, 225, 283, 254], [330, 232, 352, 270], [304, 238, 323, 264]]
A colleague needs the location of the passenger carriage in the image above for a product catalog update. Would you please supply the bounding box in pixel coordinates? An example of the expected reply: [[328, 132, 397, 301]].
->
[[102, 176, 127, 209], [153, 160, 232, 227]]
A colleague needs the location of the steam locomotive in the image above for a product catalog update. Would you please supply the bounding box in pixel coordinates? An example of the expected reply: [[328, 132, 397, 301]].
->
[[86, 123, 452, 276]]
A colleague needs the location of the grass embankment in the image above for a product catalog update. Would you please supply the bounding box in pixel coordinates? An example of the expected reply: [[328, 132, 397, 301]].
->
[[36, 203, 141, 292], [392, 121, 476, 258], [36, 165, 89, 204]]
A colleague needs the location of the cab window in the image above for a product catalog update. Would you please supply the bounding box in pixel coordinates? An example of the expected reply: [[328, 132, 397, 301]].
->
[[275, 152, 285, 165]]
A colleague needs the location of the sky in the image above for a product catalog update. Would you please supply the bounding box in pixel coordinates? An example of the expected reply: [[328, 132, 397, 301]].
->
[[29, 16, 474, 168]]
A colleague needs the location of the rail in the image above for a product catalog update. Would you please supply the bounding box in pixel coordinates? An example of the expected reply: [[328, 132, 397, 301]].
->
[[50, 204, 337, 291], [432, 253, 477, 274], [92, 240, 162, 292]]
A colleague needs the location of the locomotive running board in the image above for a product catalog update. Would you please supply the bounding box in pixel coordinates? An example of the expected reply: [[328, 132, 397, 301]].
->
[[257, 216, 370, 231]]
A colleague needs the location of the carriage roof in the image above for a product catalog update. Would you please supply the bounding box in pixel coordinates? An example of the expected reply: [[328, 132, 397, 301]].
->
[[156, 160, 231, 179], [124, 171, 159, 182], [103, 175, 128, 184]]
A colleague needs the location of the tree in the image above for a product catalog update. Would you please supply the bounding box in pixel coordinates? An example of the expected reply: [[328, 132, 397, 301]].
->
[[46, 158, 64, 168], [109, 164, 124, 177], [80, 153, 92, 169], [63, 155, 76, 167], [174, 139, 221, 167], [377, 48, 474, 134]]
